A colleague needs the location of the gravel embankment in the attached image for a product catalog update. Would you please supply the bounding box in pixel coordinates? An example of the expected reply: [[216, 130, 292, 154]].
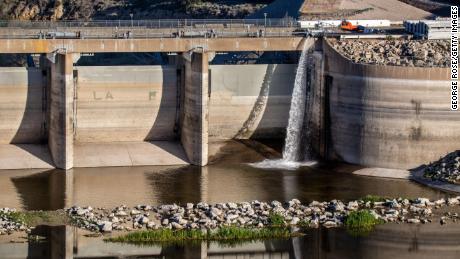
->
[[424, 151, 460, 184], [329, 39, 450, 67]]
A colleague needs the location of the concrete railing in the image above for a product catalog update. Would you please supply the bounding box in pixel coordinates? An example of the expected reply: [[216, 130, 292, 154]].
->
[[0, 18, 298, 29], [0, 18, 301, 40]]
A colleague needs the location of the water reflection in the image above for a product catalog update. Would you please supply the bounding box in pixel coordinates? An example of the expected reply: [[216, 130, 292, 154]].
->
[[5, 223, 460, 259], [0, 164, 448, 211], [0, 141, 450, 210]]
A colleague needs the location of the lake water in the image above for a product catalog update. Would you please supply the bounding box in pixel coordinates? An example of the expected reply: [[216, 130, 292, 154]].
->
[[0, 140, 455, 258]]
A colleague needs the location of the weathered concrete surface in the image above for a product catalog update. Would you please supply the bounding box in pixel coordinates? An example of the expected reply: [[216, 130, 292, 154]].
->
[[0, 144, 54, 169], [323, 40, 459, 170], [0, 68, 46, 144], [352, 167, 410, 179], [308, 51, 326, 158], [209, 64, 295, 140], [49, 53, 75, 170], [74, 141, 188, 168], [181, 51, 209, 166], [0, 37, 306, 54], [75, 66, 177, 142]]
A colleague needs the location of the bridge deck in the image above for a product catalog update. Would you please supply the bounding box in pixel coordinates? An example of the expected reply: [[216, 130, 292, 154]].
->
[[0, 37, 307, 53], [0, 19, 308, 53]]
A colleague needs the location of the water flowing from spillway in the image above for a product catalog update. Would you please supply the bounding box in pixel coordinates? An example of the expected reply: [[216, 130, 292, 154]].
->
[[282, 43, 309, 162], [250, 43, 316, 170]]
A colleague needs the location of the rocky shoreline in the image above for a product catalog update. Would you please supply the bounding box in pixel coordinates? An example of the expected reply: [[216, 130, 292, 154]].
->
[[3, 196, 460, 238], [65, 197, 460, 233], [0, 208, 30, 235], [424, 151, 460, 184], [330, 39, 450, 67]]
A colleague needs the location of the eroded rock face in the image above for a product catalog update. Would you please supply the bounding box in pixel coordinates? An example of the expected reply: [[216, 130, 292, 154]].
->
[[329, 39, 450, 67], [0, 0, 267, 20]]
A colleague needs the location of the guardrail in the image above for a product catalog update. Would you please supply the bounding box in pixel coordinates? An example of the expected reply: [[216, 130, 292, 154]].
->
[[0, 18, 303, 39], [0, 18, 298, 29]]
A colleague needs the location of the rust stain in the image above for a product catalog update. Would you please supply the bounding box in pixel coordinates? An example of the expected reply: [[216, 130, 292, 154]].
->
[[0, 37, 305, 53], [33, 39, 49, 53]]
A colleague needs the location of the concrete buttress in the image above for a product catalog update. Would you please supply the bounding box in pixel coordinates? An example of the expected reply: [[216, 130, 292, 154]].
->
[[49, 53, 77, 170], [180, 50, 210, 166]]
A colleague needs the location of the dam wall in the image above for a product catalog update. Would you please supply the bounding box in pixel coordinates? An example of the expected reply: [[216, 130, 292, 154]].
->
[[0, 38, 457, 170], [322, 40, 459, 169], [209, 64, 295, 140], [0, 67, 46, 144], [75, 66, 178, 143], [0, 60, 296, 169], [75, 64, 296, 143]]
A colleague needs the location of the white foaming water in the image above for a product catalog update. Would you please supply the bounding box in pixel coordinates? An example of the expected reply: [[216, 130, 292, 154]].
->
[[282, 42, 309, 162], [250, 44, 315, 170], [249, 159, 317, 170]]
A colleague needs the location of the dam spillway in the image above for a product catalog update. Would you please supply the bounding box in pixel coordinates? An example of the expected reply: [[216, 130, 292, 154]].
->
[[0, 36, 458, 172]]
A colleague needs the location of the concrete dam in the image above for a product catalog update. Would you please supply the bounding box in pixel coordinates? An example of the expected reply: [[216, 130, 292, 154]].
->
[[0, 26, 457, 171]]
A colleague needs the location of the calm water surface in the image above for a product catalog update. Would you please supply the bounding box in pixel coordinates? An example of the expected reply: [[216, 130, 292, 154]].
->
[[0, 141, 456, 258], [3, 223, 460, 259]]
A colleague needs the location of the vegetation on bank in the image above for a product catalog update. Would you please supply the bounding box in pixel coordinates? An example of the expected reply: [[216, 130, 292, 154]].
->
[[106, 226, 295, 244], [107, 209, 386, 244], [0, 210, 67, 227], [268, 212, 285, 226], [344, 210, 384, 236], [360, 195, 387, 203]]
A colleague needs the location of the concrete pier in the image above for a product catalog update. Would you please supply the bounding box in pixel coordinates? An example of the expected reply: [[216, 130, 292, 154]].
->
[[181, 50, 210, 166], [48, 53, 76, 170]]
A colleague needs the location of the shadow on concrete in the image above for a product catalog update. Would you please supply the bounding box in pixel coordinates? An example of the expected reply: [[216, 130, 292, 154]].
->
[[233, 64, 276, 139], [322, 51, 367, 164], [10, 144, 54, 168], [145, 65, 178, 141], [146, 141, 189, 163], [10, 67, 53, 167], [250, 63, 295, 141], [10, 169, 68, 211]]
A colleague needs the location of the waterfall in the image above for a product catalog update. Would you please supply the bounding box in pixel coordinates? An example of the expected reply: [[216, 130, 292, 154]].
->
[[250, 43, 315, 170], [282, 45, 309, 162]]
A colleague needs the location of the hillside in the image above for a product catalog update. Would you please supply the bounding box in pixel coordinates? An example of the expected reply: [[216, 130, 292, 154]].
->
[[0, 0, 273, 20]]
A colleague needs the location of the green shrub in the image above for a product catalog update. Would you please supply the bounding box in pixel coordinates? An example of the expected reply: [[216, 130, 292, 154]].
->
[[344, 210, 383, 236], [360, 195, 386, 203], [268, 213, 285, 226]]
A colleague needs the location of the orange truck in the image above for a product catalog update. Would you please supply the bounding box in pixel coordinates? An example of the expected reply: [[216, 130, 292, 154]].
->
[[340, 20, 365, 32]]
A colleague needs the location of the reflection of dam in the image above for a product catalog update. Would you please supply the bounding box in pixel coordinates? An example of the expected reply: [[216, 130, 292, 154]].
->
[[0, 149, 445, 211], [3, 222, 460, 258]]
